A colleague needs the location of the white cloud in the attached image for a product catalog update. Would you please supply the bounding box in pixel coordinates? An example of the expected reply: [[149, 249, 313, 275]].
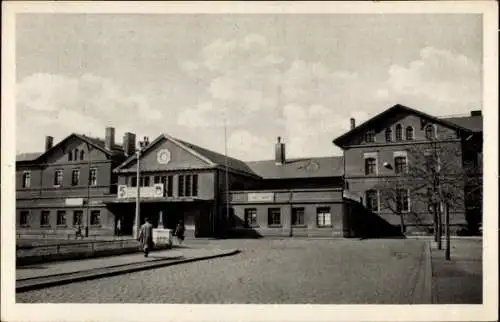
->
[[16, 73, 163, 152], [227, 130, 272, 161], [382, 47, 481, 112]]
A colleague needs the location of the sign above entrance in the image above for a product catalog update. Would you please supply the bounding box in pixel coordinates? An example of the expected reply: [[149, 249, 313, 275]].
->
[[65, 198, 84, 206], [118, 184, 164, 199], [156, 149, 171, 165], [247, 192, 274, 202]]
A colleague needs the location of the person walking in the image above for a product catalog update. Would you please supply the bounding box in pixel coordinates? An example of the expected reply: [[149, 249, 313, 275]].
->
[[138, 217, 154, 257], [174, 219, 185, 245], [116, 218, 121, 237]]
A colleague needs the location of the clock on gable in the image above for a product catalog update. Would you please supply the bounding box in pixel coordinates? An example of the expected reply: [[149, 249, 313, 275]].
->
[[156, 149, 171, 165]]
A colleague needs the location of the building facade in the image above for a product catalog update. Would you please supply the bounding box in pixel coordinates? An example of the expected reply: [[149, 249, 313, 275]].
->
[[16, 128, 129, 237], [15, 104, 482, 238], [333, 104, 483, 235]]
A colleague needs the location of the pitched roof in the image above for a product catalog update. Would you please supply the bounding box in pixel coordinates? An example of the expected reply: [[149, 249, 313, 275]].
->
[[245, 156, 344, 179], [16, 152, 42, 162], [333, 104, 474, 147], [78, 135, 125, 154], [114, 134, 259, 177], [441, 115, 483, 132], [174, 138, 258, 176]]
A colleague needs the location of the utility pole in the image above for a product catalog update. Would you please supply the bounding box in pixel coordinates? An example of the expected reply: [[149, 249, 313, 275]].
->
[[85, 143, 92, 237], [445, 202, 451, 260]]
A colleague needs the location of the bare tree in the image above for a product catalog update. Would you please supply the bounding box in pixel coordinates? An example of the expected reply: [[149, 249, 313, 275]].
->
[[375, 137, 481, 241]]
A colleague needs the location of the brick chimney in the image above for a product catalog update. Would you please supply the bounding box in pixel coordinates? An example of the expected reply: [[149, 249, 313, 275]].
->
[[470, 110, 482, 117], [275, 136, 286, 165], [122, 132, 136, 156], [105, 127, 115, 150], [350, 118, 356, 130], [45, 136, 54, 151]]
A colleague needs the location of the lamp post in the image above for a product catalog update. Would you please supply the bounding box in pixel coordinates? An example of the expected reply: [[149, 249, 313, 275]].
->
[[134, 137, 149, 239]]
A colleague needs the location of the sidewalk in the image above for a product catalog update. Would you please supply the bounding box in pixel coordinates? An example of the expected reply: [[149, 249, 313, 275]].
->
[[430, 239, 482, 304], [16, 246, 240, 292]]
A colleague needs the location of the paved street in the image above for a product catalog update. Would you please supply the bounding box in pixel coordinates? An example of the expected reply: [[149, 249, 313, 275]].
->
[[17, 239, 429, 304]]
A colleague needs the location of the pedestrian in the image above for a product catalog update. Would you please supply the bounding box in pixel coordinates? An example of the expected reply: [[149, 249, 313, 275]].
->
[[174, 219, 185, 245], [138, 217, 154, 257], [116, 218, 121, 237], [75, 224, 83, 239]]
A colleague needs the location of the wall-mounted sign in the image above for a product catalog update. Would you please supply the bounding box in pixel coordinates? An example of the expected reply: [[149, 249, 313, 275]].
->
[[247, 192, 274, 202], [118, 184, 164, 199], [65, 198, 84, 206], [156, 149, 171, 165]]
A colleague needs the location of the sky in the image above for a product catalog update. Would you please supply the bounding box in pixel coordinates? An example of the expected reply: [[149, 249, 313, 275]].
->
[[15, 14, 483, 160]]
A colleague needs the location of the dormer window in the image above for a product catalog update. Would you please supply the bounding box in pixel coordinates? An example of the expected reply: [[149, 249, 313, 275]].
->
[[425, 125, 435, 139], [405, 126, 414, 140], [395, 124, 403, 141], [365, 131, 375, 143], [385, 128, 392, 142]]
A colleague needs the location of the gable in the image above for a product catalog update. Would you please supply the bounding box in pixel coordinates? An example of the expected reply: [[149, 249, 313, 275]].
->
[[116, 136, 214, 172], [333, 104, 470, 148], [41, 135, 110, 164]]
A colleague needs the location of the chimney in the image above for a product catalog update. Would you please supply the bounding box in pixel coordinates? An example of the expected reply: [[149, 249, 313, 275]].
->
[[45, 136, 54, 151], [350, 118, 356, 130], [105, 127, 115, 150], [275, 136, 286, 165], [122, 132, 136, 156], [470, 110, 482, 117]]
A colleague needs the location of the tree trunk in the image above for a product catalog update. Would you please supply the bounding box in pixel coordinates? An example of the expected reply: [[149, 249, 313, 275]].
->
[[437, 202, 442, 250], [399, 212, 405, 235], [445, 203, 451, 260], [433, 203, 438, 242]]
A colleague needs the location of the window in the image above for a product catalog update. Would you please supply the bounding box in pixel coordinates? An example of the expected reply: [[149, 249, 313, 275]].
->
[[140, 176, 150, 187], [74, 149, 79, 161], [396, 189, 410, 213], [365, 131, 375, 143], [22, 171, 31, 188], [161, 176, 173, 197], [395, 124, 403, 141], [267, 208, 281, 226], [365, 158, 376, 175], [80, 150, 85, 160], [90, 210, 101, 225], [131, 176, 137, 187], [73, 211, 83, 226], [71, 169, 80, 186], [244, 208, 258, 227], [89, 168, 97, 186], [394, 157, 407, 174], [20, 211, 30, 226], [54, 169, 63, 186], [292, 207, 305, 226], [385, 128, 392, 142], [365, 190, 378, 212], [178, 175, 185, 197], [316, 207, 332, 227], [41, 211, 50, 226], [68, 152, 73, 161], [178, 175, 198, 197], [405, 127, 414, 140], [425, 125, 435, 139], [154, 176, 161, 184], [57, 210, 67, 226]]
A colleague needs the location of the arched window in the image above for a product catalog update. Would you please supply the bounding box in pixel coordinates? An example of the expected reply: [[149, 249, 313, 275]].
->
[[80, 150, 85, 160], [74, 149, 79, 161], [68, 152, 73, 161], [405, 126, 414, 140], [385, 128, 392, 142], [395, 124, 403, 141], [425, 125, 435, 139]]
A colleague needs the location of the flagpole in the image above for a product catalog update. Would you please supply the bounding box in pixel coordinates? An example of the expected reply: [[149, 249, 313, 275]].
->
[[224, 117, 229, 237]]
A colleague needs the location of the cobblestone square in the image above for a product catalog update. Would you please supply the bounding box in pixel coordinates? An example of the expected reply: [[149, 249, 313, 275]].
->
[[17, 239, 429, 304]]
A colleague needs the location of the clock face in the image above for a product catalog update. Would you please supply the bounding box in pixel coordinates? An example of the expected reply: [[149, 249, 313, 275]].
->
[[156, 149, 171, 165]]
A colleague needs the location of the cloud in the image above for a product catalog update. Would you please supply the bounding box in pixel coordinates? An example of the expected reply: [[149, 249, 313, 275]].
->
[[16, 73, 163, 152], [381, 47, 482, 112], [227, 130, 272, 161]]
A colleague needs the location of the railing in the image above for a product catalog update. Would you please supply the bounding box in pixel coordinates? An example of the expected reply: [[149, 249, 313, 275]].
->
[[16, 239, 138, 258]]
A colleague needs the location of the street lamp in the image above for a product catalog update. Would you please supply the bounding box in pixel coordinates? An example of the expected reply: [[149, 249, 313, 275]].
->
[[134, 137, 149, 239]]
